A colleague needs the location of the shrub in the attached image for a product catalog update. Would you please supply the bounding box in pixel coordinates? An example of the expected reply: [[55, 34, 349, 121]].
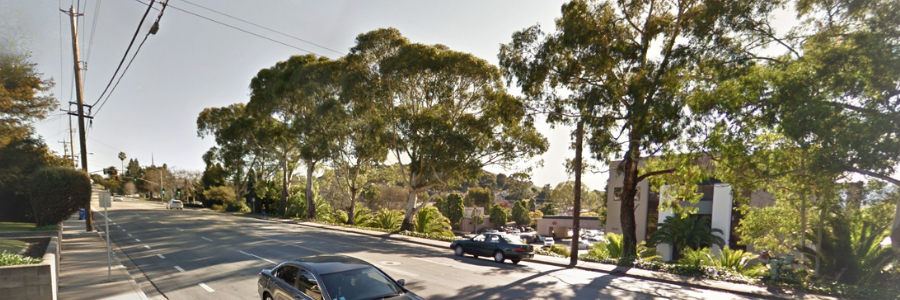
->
[[211, 204, 226, 212], [414, 206, 453, 237], [225, 201, 251, 213], [678, 247, 714, 268], [713, 247, 767, 278], [333, 210, 348, 224], [27, 166, 91, 227], [489, 204, 508, 227], [0, 251, 41, 266], [203, 186, 236, 204], [367, 209, 404, 231], [549, 244, 571, 258], [353, 203, 373, 226], [587, 233, 660, 261]]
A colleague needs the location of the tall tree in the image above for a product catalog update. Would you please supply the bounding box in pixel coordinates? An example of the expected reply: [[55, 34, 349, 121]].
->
[[0, 48, 56, 148], [197, 103, 262, 204], [346, 28, 548, 231], [499, 0, 776, 265]]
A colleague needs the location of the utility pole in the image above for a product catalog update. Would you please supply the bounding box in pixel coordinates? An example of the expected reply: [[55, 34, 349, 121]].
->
[[63, 5, 92, 231], [68, 116, 77, 168]]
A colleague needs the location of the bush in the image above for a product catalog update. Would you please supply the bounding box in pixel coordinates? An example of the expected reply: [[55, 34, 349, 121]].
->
[[225, 201, 251, 213], [414, 206, 453, 237], [587, 233, 660, 261], [549, 244, 571, 258], [203, 186, 235, 204], [367, 209, 404, 231], [211, 204, 225, 212], [0, 251, 41, 266], [333, 210, 348, 224], [27, 166, 91, 227]]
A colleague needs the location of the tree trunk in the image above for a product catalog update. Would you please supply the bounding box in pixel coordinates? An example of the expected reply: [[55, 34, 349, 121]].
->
[[280, 153, 289, 216], [348, 186, 358, 225], [570, 120, 584, 267], [401, 190, 417, 231], [618, 145, 640, 266], [306, 162, 316, 220]]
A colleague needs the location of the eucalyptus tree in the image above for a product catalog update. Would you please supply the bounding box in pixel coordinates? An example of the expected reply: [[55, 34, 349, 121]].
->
[[197, 103, 263, 203], [345, 28, 548, 231], [499, 0, 778, 265]]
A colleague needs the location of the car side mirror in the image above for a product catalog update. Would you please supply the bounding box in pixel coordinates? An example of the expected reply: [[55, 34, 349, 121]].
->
[[397, 279, 405, 287]]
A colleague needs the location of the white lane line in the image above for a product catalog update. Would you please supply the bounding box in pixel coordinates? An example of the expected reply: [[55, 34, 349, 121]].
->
[[198, 283, 215, 292], [411, 257, 474, 270], [121, 229, 126, 232], [239, 250, 276, 264], [157, 254, 166, 259], [135, 239, 141, 242], [127, 233, 132, 237], [380, 266, 420, 278], [176, 227, 184, 231], [201, 236, 213, 242], [174, 266, 185, 272], [143, 245, 151, 250]]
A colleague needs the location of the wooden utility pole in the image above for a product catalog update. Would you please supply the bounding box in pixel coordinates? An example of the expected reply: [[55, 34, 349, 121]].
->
[[69, 116, 77, 168], [64, 5, 92, 231]]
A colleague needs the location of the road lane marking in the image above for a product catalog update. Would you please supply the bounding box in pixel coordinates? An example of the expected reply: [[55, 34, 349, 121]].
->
[[157, 254, 166, 259], [127, 234, 132, 237], [176, 227, 184, 231], [239, 250, 276, 264], [174, 266, 184, 272], [201, 236, 213, 242], [121, 228, 126, 232], [198, 283, 215, 292], [143, 245, 151, 250], [135, 239, 141, 242], [379, 266, 420, 278], [411, 257, 476, 270]]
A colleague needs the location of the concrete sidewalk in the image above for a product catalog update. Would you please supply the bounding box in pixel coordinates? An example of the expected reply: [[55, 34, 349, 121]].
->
[[58, 213, 148, 300], [257, 218, 838, 300]]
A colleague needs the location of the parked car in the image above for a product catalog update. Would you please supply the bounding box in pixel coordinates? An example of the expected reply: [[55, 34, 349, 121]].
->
[[166, 199, 183, 210], [113, 196, 124, 202], [450, 233, 535, 264], [258, 255, 421, 300], [543, 237, 555, 248], [577, 239, 594, 250]]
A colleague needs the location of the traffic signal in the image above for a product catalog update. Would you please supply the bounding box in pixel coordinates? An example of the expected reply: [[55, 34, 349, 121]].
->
[[134, 178, 137, 182], [162, 189, 166, 194], [115, 174, 119, 179], [176, 189, 181, 195]]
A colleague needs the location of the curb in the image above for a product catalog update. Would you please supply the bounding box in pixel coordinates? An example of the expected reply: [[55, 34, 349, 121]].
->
[[90, 210, 152, 300]]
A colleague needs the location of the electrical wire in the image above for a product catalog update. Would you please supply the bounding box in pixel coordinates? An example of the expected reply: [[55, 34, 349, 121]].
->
[[92, 31, 150, 117], [58, 0, 65, 108], [83, 0, 103, 86], [133, 0, 323, 56], [91, 0, 157, 107], [179, 0, 343, 55]]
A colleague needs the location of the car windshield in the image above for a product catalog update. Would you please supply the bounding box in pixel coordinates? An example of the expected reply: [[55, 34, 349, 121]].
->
[[319, 266, 403, 300]]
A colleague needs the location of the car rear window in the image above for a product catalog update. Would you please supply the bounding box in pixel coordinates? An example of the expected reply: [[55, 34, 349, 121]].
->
[[173, 200, 182, 203]]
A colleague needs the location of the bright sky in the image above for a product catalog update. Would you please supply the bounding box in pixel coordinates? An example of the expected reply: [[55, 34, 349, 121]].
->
[[6, 0, 615, 188]]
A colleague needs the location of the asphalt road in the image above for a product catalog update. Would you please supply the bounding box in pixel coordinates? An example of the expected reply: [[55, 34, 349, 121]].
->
[[95, 197, 761, 300]]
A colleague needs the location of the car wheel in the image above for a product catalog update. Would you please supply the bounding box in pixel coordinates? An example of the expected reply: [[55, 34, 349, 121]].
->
[[473, 255, 479, 259], [454, 245, 464, 256], [494, 251, 505, 263], [511, 259, 520, 265], [263, 292, 273, 300]]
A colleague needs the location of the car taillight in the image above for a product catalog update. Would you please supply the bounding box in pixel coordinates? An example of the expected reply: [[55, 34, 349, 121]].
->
[[514, 247, 525, 252]]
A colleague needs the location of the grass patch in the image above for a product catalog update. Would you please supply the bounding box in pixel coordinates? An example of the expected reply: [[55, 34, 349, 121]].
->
[[0, 250, 42, 266], [0, 222, 58, 232], [0, 239, 26, 254]]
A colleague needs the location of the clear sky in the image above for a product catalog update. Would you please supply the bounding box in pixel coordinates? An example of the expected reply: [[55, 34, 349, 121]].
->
[[5, 0, 616, 189]]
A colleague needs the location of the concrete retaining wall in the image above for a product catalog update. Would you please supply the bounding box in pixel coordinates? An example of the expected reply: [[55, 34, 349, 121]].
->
[[0, 236, 59, 300]]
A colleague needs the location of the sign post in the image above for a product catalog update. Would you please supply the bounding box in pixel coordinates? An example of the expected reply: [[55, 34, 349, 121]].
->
[[99, 191, 112, 282]]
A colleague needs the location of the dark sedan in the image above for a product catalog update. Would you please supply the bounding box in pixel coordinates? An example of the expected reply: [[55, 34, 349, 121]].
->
[[258, 255, 424, 300], [450, 233, 535, 264]]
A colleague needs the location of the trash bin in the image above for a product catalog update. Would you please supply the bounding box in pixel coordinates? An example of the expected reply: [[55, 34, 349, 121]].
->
[[79, 208, 85, 220]]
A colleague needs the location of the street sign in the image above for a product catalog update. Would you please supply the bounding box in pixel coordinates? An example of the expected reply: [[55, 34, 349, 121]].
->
[[99, 191, 111, 208]]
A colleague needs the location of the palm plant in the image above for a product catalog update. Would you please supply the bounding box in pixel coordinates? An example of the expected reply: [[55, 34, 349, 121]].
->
[[589, 233, 660, 261], [713, 248, 767, 277], [648, 215, 725, 258], [414, 206, 453, 237], [367, 208, 404, 231], [678, 247, 713, 268], [353, 203, 372, 226]]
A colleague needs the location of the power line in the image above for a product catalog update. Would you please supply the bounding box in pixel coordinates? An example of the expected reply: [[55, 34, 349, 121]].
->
[[92, 31, 150, 117], [133, 0, 324, 56], [179, 0, 343, 55], [58, 0, 65, 108], [91, 0, 157, 107], [83, 0, 103, 86]]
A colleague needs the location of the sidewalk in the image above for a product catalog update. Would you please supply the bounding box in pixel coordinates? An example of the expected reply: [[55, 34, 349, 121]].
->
[[257, 218, 839, 300], [58, 212, 148, 300]]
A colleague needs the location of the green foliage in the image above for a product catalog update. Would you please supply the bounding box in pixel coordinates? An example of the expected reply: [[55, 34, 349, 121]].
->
[[0, 49, 57, 143], [678, 247, 714, 268], [398, 230, 463, 243], [225, 201, 251, 213], [465, 187, 492, 208], [445, 193, 465, 227], [333, 210, 348, 224], [27, 166, 91, 227], [511, 200, 531, 226], [353, 203, 373, 226], [496, 173, 507, 189], [588, 233, 660, 261], [489, 204, 508, 227], [367, 209, 404, 231], [648, 215, 725, 254], [414, 206, 452, 237], [549, 244, 570, 258], [539, 203, 557, 216], [0, 251, 41, 266], [203, 186, 236, 204], [713, 248, 767, 278]]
